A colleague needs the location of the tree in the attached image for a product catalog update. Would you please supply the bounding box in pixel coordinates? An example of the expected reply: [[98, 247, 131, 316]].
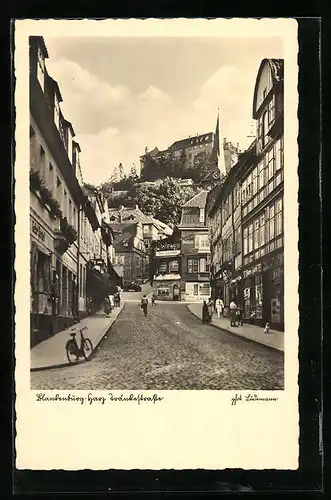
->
[[118, 163, 124, 180], [110, 164, 120, 184], [154, 178, 199, 225]]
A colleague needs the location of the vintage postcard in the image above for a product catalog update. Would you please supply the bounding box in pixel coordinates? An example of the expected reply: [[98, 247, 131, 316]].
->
[[14, 18, 299, 470]]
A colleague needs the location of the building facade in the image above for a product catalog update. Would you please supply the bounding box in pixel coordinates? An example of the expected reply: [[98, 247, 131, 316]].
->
[[241, 58, 284, 330], [207, 143, 256, 315], [206, 58, 284, 330], [29, 36, 120, 346], [151, 230, 181, 300], [140, 132, 215, 173], [178, 191, 211, 301]]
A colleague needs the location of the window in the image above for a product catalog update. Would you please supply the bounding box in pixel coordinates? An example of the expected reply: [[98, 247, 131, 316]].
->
[[254, 219, 260, 250], [195, 234, 209, 250], [275, 198, 283, 236], [258, 161, 264, 191], [169, 260, 179, 273], [39, 145, 46, 179], [199, 258, 206, 273], [252, 167, 258, 195], [268, 95, 275, 126], [157, 287, 170, 296], [143, 238, 149, 248], [269, 205, 275, 240], [263, 111, 269, 148], [248, 224, 253, 253], [37, 48, 45, 91], [243, 227, 248, 255], [199, 208, 205, 223], [187, 259, 193, 273], [143, 225, 149, 234], [199, 283, 210, 295], [268, 147, 275, 178], [193, 284, 199, 295], [260, 215, 265, 246], [193, 260, 199, 273]]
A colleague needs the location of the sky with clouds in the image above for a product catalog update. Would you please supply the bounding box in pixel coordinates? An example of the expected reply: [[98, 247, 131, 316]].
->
[[44, 36, 283, 185]]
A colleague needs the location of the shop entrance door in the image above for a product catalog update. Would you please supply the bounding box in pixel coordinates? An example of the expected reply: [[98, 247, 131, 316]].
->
[[173, 284, 180, 301]]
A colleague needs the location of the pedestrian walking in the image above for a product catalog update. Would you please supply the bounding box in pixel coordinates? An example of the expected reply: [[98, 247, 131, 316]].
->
[[141, 295, 148, 316], [115, 291, 121, 307], [215, 297, 224, 319], [103, 296, 111, 317], [109, 293, 115, 312], [151, 292, 157, 306], [202, 300, 210, 324], [207, 297, 214, 320], [229, 299, 238, 326]]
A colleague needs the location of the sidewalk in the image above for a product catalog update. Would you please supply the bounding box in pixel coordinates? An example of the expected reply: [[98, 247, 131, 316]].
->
[[30, 303, 124, 371], [187, 303, 284, 352]]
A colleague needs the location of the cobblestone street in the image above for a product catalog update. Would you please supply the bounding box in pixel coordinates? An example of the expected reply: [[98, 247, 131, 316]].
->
[[31, 302, 284, 390]]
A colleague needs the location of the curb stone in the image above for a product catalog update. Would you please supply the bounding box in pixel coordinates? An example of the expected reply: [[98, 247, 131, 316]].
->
[[30, 304, 125, 372]]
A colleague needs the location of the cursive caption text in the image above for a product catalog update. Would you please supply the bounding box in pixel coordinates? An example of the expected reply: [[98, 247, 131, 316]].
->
[[231, 393, 278, 406], [35, 392, 164, 406]]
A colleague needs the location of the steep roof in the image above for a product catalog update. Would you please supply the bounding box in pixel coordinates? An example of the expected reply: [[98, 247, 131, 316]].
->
[[108, 206, 153, 224], [182, 190, 209, 208], [112, 223, 137, 248]]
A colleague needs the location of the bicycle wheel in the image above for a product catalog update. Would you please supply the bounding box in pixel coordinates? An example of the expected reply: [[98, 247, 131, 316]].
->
[[66, 340, 77, 364], [82, 338, 93, 360]]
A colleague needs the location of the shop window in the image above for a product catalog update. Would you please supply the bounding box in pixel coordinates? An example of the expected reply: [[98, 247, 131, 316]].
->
[[200, 284, 210, 295], [169, 260, 179, 273], [187, 259, 193, 273], [193, 284, 199, 295], [157, 287, 170, 296]]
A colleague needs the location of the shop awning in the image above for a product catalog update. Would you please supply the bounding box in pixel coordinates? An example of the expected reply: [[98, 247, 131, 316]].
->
[[86, 267, 117, 298], [154, 274, 181, 281]]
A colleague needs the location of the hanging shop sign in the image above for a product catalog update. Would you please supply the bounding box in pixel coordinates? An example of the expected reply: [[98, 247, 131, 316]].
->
[[243, 263, 262, 278]]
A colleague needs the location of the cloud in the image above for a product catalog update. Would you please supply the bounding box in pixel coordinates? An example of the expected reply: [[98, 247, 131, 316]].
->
[[44, 55, 258, 185]]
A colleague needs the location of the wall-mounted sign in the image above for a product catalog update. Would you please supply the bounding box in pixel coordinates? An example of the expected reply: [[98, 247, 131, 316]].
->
[[31, 218, 45, 242]]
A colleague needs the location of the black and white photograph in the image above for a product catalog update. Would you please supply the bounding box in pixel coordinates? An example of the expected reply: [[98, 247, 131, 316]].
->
[[15, 18, 299, 471]]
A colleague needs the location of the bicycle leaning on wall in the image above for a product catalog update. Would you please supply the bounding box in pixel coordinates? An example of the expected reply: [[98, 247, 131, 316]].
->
[[65, 326, 93, 364]]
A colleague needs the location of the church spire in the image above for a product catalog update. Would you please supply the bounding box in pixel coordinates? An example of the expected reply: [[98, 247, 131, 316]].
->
[[211, 109, 226, 177]]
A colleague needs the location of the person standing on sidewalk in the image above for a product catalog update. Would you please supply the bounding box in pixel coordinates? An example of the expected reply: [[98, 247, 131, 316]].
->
[[202, 300, 210, 324], [215, 297, 224, 319], [207, 297, 214, 321], [229, 299, 238, 326], [141, 295, 148, 316], [151, 292, 157, 306]]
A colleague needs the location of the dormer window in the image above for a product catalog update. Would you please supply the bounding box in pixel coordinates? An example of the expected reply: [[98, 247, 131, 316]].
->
[[37, 47, 45, 92]]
